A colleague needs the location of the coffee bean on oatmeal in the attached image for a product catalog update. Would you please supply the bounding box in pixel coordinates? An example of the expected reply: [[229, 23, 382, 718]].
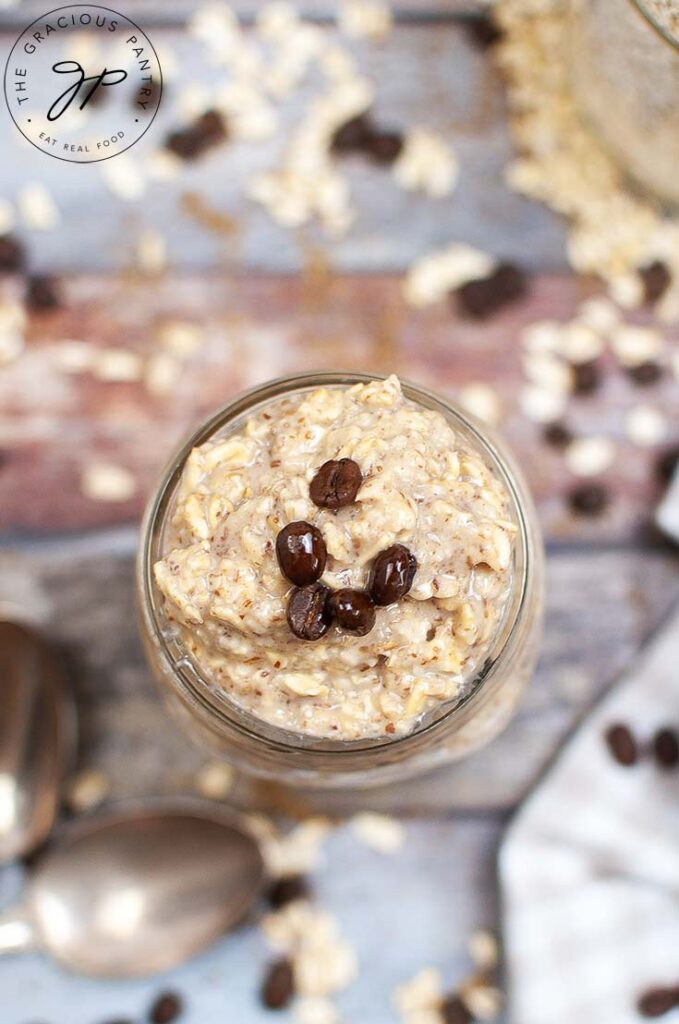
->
[[368, 545, 418, 606], [267, 874, 311, 909], [276, 522, 327, 586], [640, 260, 671, 306], [328, 589, 376, 636], [261, 958, 295, 1009], [287, 583, 333, 641], [653, 728, 679, 770], [149, 991, 183, 1023], [310, 458, 363, 509], [604, 723, 638, 767], [637, 986, 679, 1018], [569, 482, 609, 517]]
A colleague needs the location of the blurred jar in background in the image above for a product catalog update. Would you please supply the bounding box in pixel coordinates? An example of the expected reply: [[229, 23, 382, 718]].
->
[[568, 0, 679, 206]]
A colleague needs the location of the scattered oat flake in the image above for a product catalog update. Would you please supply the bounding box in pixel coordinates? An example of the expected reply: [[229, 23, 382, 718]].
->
[[520, 320, 563, 354], [458, 383, 502, 427], [18, 183, 60, 231], [460, 979, 503, 1021], [93, 347, 143, 382], [625, 405, 668, 447], [157, 321, 205, 357], [522, 351, 573, 394], [144, 352, 182, 396], [262, 817, 333, 877], [393, 967, 443, 1019], [53, 339, 94, 374], [519, 385, 567, 424], [100, 155, 147, 200], [294, 936, 358, 997], [0, 330, 23, 365], [65, 768, 110, 813], [136, 229, 167, 274], [292, 996, 341, 1024], [610, 325, 665, 367], [558, 322, 605, 364], [468, 929, 499, 970], [564, 436, 616, 477], [576, 297, 620, 335], [608, 274, 643, 310], [194, 760, 234, 799], [394, 129, 459, 198], [350, 811, 404, 854], [338, 0, 392, 39], [80, 462, 137, 502]]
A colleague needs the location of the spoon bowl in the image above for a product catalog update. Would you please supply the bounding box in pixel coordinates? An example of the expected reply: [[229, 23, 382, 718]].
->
[[4, 805, 266, 977], [0, 621, 76, 864]]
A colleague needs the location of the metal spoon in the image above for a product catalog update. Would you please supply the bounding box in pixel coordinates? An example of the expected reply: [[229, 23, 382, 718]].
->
[[0, 621, 76, 864], [0, 805, 265, 976]]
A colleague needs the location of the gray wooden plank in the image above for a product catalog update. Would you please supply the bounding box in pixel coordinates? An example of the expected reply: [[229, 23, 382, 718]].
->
[[1, 816, 503, 1024], [0, 1, 490, 28], [0, 22, 566, 275], [1, 531, 677, 817]]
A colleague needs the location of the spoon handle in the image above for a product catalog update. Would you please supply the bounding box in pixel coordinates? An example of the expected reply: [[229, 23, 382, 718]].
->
[[0, 903, 36, 955]]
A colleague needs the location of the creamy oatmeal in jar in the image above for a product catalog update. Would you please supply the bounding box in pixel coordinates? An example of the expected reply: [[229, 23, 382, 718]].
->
[[152, 375, 516, 742]]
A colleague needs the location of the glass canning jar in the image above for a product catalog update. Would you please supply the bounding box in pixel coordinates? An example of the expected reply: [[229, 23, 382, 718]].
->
[[568, 0, 679, 206], [137, 372, 544, 789]]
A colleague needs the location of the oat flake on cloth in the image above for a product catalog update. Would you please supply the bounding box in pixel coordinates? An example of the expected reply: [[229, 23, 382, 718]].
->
[[500, 475, 679, 1024]]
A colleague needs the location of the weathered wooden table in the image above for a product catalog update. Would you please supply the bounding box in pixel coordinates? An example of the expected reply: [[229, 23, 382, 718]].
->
[[0, 3, 677, 1022]]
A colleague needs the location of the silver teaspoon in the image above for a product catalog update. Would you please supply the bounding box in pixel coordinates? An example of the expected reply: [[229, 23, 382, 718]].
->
[[0, 805, 265, 976], [0, 621, 76, 864]]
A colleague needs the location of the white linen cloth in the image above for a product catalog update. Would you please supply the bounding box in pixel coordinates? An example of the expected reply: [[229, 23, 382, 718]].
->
[[501, 473, 679, 1024]]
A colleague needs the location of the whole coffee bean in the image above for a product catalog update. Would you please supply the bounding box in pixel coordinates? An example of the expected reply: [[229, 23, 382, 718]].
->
[[328, 589, 376, 636], [368, 545, 417, 606], [267, 874, 311, 909], [0, 234, 26, 274], [572, 360, 601, 395], [640, 260, 671, 305], [26, 274, 61, 312], [604, 723, 638, 767], [261, 958, 294, 1009], [309, 458, 363, 509], [276, 521, 326, 586], [439, 994, 473, 1024], [330, 113, 374, 154], [457, 263, 527, 320], [287, 583, 333, 641], [569, 483, 609, 517], [653, 728, 679, 770], [637, 986, 679, 1018], [367, 129, 404, 165], [149, 991, 184, 1024]]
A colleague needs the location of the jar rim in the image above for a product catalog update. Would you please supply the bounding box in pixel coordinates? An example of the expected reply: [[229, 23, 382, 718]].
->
[[138, 371, 537, 762], [629, 0, 679, 49]]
